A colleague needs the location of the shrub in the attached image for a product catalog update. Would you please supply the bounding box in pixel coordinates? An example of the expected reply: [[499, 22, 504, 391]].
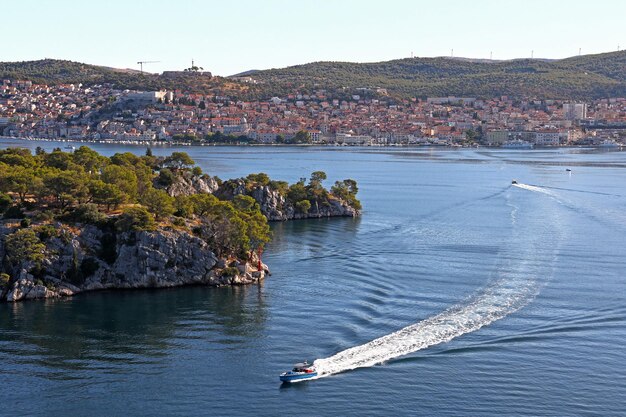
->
[[20, 218, 31, 228], [115, 206, 156, 232], [35, 225, 58, 241], [80, 257, 100, 278], [246, 173, 270, 186], [221, 267, 239, 278], [0, 193, 12, 213], [32, 210, 56, 222], [0, 273, 10, 289], [4, 229, 46, 267], [174, 195, 194, 218], [172, 217, 186, 227], [295, 199, 311, 214], [157, 168, 176, 187], [69, 204, 108, 225], [3, 205, 24, 219], [268, 180, 289, 196]]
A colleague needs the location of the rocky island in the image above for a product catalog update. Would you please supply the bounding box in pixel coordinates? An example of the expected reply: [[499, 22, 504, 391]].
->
[[0, 146, 361, 302]]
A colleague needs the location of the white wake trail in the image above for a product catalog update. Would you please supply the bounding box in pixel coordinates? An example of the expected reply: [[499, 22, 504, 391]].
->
[[314, 270, 538, 377], [512, 183, 555, 196], [313, 186, 561, 378]]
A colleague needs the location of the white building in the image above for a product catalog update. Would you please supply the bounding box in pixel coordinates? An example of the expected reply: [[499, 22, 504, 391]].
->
[[485, 130, 510, 145], [125, 91, 168, 103], [534, 131, 560, 146]]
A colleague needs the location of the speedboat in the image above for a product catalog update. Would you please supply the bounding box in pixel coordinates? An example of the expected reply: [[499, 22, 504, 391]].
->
[[566, 168, 572, 172], [279, 361, 318, 383], [511, 180, 518, 184]]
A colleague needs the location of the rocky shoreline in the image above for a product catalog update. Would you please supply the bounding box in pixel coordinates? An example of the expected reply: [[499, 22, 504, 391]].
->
[[0, 147, 361, 302], [0, 174, 359, 303], [213, 179, 359, 221], [0, 224, 270, 302]]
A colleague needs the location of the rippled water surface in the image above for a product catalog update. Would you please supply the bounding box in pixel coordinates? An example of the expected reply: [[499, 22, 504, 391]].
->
[[1, 141, 626, 416]]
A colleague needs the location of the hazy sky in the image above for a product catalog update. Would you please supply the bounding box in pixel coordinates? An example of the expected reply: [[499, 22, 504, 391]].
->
[[5, 0, 625, 76]]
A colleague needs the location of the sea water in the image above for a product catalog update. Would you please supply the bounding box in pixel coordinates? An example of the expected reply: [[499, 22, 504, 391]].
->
[[1, 141, 625, 416]]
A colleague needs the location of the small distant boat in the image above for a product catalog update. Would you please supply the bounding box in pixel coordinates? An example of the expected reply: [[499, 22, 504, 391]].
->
[[512, 180, 518, 184], [566, 168, 572, 172], [597, 140, 620, 148], [279, 360, 318, 383], [64, 145, 76, 151]]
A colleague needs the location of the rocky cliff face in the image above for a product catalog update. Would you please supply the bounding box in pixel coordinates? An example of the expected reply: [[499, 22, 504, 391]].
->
[[216, 180, 360, 221], [158, 172, 220, 197], [0, 223, 268, 302]]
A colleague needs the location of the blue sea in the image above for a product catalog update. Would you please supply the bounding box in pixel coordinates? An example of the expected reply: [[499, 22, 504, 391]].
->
[[1, 140, 625, 416]]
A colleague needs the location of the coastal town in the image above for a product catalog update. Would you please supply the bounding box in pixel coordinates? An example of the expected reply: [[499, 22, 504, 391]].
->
[[1, 78, 625, 147]]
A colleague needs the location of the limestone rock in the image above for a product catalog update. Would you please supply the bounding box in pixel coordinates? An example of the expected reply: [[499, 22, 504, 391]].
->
[[158, 171, 219, 197]]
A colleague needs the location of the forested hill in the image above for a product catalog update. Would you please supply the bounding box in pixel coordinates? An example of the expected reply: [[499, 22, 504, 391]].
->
[[0, 59, 249, 97], [243, 51, 626, 100], [2, 51, 626, 100]]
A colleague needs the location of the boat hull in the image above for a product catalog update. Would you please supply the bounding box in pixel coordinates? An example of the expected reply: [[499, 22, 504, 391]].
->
[[279, 372, 318, 383]]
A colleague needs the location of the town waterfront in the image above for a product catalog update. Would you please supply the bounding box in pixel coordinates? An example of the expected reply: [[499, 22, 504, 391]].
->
[[1, 140, 626, 416]]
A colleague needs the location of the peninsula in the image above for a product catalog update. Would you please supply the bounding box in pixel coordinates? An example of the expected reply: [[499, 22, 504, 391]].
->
[[0, 146, 361, 302]]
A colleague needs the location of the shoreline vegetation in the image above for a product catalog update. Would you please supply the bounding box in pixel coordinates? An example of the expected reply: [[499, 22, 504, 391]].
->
[[0, 146, 361, 302]]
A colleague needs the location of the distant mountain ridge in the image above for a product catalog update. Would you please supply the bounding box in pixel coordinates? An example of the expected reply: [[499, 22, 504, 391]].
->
[[2, 51, 626, 100], [243, 51, 626, 100]]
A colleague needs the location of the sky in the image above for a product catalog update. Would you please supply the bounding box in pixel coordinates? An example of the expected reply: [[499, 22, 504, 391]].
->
[[4, 0, 625, 76]]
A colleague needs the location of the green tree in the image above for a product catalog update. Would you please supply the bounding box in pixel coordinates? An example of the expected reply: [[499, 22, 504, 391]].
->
[[293, 130, 312, 144], [0, 165, 39, 203], [89, 180, 126, 210], [287, 181, 307, 203], [73, 146, 106, 173], [330, 179, 361, 210], [295, 199, 311, 214], [157, 168, 176, 187], [115, 206, 156, 232], [189, 193, 219, 216], [110, 152, 141, 167], [43, 170, 87, 208], [174, 195, 194, 218], [0, 148, 36, 168], [101, 165, 138, 200], [43, 150, 73, 170], [246, 173, 270, 186], [0, 193, 12, 213], [164, 152, 195, 170], [139, 188, 175, 220], [268, 180, 289, 196], [310, 171, 327, 184], [4, 229, 46, 267]]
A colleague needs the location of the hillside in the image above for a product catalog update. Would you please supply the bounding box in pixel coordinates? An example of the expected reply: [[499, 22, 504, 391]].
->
[[2, 51, 626, 100], [243, 51, 626, 100], [0, 59, 249, 97]]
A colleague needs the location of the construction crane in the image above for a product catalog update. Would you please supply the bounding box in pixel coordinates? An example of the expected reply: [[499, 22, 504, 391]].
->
[[137, 61, 160, 74]]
